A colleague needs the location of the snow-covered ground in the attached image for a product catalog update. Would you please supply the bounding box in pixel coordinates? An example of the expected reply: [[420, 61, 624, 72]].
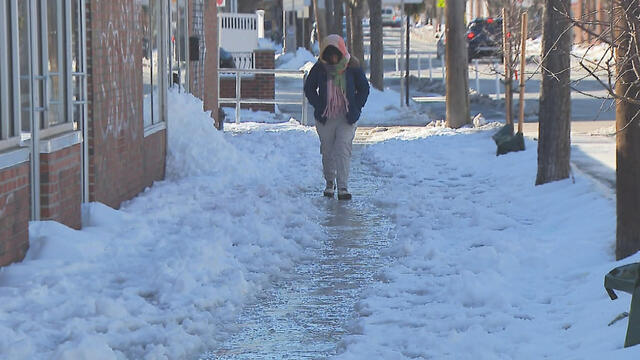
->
[[0, 91, 325, 359], [334, 125, 636, 359], [0, 89, 636, 359]]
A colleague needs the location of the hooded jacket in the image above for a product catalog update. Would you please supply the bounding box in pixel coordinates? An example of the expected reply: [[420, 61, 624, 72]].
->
[[304, 35, 370, 125]]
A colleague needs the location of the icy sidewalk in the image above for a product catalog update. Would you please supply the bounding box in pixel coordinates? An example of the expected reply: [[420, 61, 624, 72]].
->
[[0, 92, 326, 359], [200, 146, 395, 359], [333, 126, 638, 359]]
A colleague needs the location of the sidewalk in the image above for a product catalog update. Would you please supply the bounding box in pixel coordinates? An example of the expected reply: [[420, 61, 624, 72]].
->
[[522, 121, 616, 191]]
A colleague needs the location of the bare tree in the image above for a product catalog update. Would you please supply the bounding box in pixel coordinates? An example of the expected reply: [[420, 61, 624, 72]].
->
[[368, 0, 384, 90], [313, 0, 328, 42], [613, 0, 640, 259], [549, 0, 640, 258], [535, 0, 572, 185], [345, 0, 365, 65]]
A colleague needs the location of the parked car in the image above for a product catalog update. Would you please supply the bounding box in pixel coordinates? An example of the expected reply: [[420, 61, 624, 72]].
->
[[219, 47, 235, 68], [382, 6, 401, 27], [466, 17, 503, 61]]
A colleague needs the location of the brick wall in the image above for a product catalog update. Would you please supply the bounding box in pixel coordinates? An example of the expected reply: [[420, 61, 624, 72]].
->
[[0, 162, 30, 267], [143, 130, 166, 188], [86, 0, 146, 209], [203, 1, 219, 125], [220, 49, 275, 112], [40, 144, 83, 230], [189, 0, 220, 126]]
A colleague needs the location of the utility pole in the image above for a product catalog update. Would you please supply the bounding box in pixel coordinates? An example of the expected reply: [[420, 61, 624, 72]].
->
[[445, 0, 469, 128]]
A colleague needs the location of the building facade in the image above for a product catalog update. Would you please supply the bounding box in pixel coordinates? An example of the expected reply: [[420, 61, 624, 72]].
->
[[0, 0, 219, 267]]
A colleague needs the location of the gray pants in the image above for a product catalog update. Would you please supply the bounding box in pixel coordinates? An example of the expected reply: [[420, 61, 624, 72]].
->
[[315, 114, 357, 189]]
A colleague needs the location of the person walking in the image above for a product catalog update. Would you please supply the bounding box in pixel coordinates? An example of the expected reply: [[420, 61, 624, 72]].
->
[[304, 34, 370, 200]]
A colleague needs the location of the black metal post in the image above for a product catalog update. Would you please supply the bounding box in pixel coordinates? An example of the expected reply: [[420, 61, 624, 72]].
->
[[405, 14, 410, 106]]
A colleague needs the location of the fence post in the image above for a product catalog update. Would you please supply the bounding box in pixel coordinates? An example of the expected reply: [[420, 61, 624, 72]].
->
[[417, 53, 421, 79], [257, 10, 265, 38], [302, 71, 308, 126], [395, 49, 400, 75], [474, 59, 480, 92], [429, 55, 432, 80], [235, 70, 241, 123], [495, 62, 501, 100], [442, 60, 445, 84]]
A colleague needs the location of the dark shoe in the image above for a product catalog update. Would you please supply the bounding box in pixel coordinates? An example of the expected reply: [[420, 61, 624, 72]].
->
[[323, 182, 335, 197], [337, 188, 351, 200]]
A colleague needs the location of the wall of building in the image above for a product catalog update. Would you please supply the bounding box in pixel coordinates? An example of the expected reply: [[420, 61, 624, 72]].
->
[[40, 144, 83, 230], [0, 161, 30, 266], [86, 0, 153, 209]]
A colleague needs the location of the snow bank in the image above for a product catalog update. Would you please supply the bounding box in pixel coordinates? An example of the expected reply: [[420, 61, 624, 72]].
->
[[276, 48, 317, 70], [334, 126, 637, 359], [0, 89, 325, 359], [359, 87, 431, 126]]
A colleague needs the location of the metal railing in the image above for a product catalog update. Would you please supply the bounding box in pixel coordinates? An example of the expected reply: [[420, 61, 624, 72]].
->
[[218, 68, 309, 125]]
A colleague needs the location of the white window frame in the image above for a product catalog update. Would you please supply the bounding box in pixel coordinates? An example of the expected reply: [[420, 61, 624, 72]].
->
[[143, 0, 169, 134], [0, 0, 25, 153]]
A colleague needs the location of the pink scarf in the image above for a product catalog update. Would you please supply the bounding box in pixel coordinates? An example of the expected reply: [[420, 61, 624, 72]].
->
[[323, 79, 349, 119]]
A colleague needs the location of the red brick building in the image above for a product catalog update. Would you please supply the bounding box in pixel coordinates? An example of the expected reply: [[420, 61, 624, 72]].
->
[[0, 0, 220, 267]]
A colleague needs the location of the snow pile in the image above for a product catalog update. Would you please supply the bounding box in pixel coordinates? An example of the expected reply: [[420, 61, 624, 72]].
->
[[0, 89, 325, 359], [334, 128, 637, 359], [276, 48, 317, 70], [573, 42, 614, 62], [220, 106, 291, 125], [359, 87, 431, 126]]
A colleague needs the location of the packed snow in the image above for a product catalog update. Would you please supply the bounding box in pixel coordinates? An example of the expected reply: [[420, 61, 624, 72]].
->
[[0, 89, 637, 359]]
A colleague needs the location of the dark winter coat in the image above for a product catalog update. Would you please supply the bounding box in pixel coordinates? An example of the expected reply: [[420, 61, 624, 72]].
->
[[304, 58, 370, 125]]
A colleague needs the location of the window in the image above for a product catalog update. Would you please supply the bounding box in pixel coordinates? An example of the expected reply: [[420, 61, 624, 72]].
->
[[142, 0, 161, 127], [0, 0, 20, 143], [46, 0, 67, 128], [71, 0, 86, 128]]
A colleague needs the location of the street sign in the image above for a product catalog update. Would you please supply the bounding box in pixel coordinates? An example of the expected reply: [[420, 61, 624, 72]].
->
[[216, 0, 225, 6], [283, 0, 306, 10], [437, 0, 445, 8]]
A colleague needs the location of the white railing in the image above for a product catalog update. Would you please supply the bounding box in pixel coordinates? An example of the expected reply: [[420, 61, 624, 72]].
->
[[231, 52, 255, 69], [218, 68, 309, 125], [219, 12, 258, 53]]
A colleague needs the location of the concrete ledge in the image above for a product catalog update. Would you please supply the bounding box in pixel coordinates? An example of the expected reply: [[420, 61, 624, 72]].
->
[[40, 131, 83, 154], [0, 147, 29, 171], [144, 122, 166, 138]]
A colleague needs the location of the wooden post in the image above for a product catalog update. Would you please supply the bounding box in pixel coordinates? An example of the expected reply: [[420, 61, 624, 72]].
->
[[518, 12, 527, 134], [502, 8, 512, 127]]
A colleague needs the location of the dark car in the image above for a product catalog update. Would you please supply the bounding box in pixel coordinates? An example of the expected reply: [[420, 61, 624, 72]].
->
[[466, 18, 503, 61]]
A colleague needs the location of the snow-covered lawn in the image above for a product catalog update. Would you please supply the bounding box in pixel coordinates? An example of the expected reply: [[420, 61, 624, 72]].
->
[[334, 126, 637, 359], [0, 90, 636, 359]]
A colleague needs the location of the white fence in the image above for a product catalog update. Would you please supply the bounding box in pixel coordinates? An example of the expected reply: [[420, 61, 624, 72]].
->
[[219, 13, 259, 53]]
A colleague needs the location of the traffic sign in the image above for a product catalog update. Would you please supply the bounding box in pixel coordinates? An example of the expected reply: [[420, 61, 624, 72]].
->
[[216, 0, 225, 6], [437, 0, 445, 8]]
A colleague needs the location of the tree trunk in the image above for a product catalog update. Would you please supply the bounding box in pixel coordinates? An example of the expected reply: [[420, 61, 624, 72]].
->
[[346, 5, 353, 51], [334, 0, 344, 36], [535, 0, 571, 185], [326, 0, 336, 34], [313, 0, 328, 43], [368, 0, 384, 90], [445, 0, 470, 128], [351, 2, 365, 66], [615, 0, 640, 260]]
